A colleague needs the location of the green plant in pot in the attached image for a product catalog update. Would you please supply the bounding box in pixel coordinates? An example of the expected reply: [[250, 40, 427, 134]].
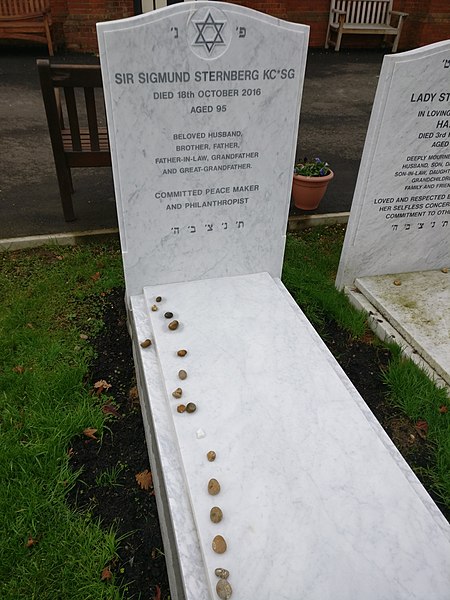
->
[[292, 157, 334, 210]]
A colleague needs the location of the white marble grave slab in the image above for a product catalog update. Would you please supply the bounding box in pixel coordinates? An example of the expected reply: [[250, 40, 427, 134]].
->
[[131, 272, 450, 600], [355, 270, 450, 385], [129, 294, 207, 600], [336, 41, 450, 290], [97, 3, 309, 300]]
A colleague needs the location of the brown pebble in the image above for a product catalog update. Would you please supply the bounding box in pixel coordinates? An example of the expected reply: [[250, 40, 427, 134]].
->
[[393, 279, 401, 286], [208, 478, 220, 495], [168, 320, 179, 331], [178, 369, 187, 380], [155, 296, 162, 302], [212, 535, 227, 554], [186, 402, 197, 413], [210, 506, 223, 523], [177, 404, 186, 413], [151, 305, 158, 312], [172, 388, 183, 399], [207, 450, 216, 462], [215, 568, 230, 580], [140, 339, 152, 348], [177, 349, 188, 357], [164, 311, 174, 318], [442, 267, 448, 273], [216, 579, 232, 599]]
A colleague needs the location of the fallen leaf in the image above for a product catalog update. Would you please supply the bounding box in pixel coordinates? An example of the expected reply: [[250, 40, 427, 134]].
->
[[415, 420, 428, 439], [26, 322, 34, 329], [94, 379, 111, 390], [101, 566, 112, 581], [80, 333, 88, 340], [91, 272, 101, 282], [129, 386, 139, 408], [83, 427, 98, 440], [12, 365, 25, 374], [153, 585, 161, 600], [26, 537, 37, 548], [102, 403, 120, 417], [438, 405, 448, 414], [94, 379, 112, 396], [135, 469, 153, 491]]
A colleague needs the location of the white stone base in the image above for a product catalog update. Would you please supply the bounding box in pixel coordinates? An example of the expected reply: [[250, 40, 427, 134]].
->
[[130, 273, 450, 600], [352, 270, 450, 388]]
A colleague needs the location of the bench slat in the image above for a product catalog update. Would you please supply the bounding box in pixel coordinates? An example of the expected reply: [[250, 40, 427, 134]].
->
[[330, 23, 398, 34], [64, 87, 82, 152], [84, 88, 100, 151], [62, 129, 109, 149], [0, 0, 47, 15]]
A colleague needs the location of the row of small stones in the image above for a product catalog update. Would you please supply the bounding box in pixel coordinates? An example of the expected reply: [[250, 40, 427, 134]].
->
[[140, 296, 233, 600]]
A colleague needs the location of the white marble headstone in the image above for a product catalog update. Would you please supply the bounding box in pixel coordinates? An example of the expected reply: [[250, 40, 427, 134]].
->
[[97, 2, 309, 299], [336, 41, 450, 289]]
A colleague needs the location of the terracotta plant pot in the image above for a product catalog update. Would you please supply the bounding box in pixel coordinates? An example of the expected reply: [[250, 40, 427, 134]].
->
[[292, 170, 334, 210]]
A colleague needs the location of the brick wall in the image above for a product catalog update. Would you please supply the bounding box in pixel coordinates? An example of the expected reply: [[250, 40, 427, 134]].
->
[[48, 0, 449, 53], [51, 0, 134, 52]]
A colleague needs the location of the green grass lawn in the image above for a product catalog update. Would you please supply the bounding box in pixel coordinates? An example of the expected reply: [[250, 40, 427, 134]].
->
[[0, 243, 124, 599], [0, 230, 448, 598]]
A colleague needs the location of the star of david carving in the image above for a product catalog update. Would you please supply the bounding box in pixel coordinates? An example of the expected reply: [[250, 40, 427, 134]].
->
[[193, 12, 226, 54]]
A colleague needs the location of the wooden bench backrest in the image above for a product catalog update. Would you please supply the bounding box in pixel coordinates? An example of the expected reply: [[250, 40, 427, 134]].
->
[[0, 0, 50, 17], [38, 60, 107, 154], [330, 0, 392, 26]]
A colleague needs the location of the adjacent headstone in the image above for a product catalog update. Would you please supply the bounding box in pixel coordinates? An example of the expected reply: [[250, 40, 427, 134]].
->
[[97, 2, 309, 300], [336, 41, 450, 289]]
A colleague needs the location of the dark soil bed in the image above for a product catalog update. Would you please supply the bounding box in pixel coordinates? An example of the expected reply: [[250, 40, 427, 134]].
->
[[67, 288, 448, 600]]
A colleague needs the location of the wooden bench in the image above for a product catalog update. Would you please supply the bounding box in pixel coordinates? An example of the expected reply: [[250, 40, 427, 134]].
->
[[325, 0, 408, 52], [37, 59, 111, 222], [0, 0, 53, 55]]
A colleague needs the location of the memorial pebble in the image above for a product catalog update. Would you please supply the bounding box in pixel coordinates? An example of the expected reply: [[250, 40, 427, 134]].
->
[[208, 479, 220, 495], [212, 535, 227, 554], [214, 568, 229, 579], [210, 506, 223, 523], [216, 579, 232, 599]]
